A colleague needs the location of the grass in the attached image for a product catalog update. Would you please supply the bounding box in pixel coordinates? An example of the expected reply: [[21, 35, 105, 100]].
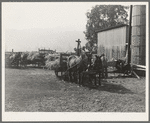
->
[[5, 68, 145, 112]]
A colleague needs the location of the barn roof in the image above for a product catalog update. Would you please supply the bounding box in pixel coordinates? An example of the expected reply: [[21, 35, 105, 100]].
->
[[95, 24, 129, 33]]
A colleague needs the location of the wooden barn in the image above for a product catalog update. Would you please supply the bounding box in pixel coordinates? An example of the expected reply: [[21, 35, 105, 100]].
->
[[96, 24, 129, 62], [96, 5, 146, 76]]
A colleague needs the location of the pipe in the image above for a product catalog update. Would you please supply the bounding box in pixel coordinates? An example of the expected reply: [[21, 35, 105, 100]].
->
[[128, 5, 133, 65]]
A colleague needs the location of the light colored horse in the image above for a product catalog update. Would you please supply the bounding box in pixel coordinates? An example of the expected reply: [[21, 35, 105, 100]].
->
[[67, 50, 89, 84], [67, 55, 82, 69]]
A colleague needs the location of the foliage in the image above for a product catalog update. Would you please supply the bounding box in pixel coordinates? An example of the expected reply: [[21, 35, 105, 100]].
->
[[84, 5, 129, 52]]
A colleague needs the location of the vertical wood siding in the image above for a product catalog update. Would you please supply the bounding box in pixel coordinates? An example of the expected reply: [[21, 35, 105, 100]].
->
[[97, 26, 127, 61]]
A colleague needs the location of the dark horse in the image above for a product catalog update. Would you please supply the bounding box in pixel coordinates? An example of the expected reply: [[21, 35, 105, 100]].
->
[[94, 54, 108, 78], [87, 54, 104, 86], [77, 54, 104, 87], [93, 55, 103, 72]]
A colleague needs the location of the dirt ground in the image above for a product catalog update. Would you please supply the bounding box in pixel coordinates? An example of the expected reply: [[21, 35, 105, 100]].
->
[[5, 67, 145, 112]]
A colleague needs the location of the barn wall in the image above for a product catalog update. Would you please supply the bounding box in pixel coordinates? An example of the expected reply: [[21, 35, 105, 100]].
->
[[97, 26, 128, 61]]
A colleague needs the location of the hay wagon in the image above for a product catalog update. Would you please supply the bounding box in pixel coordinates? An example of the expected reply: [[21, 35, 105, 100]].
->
[[54, 53, 70, 78], [54, 52, 81, 79], [54, 39, 103, 86], [54, 39, 81, 79], [54, 52, 102, 86]]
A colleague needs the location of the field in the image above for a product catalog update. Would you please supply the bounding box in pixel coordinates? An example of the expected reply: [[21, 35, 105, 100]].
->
[[5, 68, 145, 112]]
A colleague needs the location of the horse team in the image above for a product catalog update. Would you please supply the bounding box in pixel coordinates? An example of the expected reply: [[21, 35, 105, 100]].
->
[[6, 50, 116, 87], [7, 52, 45, 68], [66, 50, 108, 86]]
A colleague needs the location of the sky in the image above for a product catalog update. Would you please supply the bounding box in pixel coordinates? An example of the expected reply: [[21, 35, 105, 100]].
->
[[2, 2, 130, 52]]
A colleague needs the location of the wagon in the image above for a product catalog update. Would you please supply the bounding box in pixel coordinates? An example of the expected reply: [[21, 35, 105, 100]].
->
[[54, 53, 71, 78], [54, 52, 102, 87], [54, 53, 83, 81], [54, 52, 91, 77]]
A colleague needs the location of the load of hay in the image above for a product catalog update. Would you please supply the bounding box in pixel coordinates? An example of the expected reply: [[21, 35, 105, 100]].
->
[[44, 53, 60, 70], [27, 52, 40, 61], [25, 52, 45, 67], [21, 52, 29, 59]]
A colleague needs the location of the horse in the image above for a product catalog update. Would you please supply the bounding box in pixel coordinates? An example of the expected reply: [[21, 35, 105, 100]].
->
[[92, 54, 108, 78], [80, 54, 104, 87], [9, 52, 22, 67], [20, 52, 29, 68], [67, 50, 89, 85], [93, 55, 103, 71]]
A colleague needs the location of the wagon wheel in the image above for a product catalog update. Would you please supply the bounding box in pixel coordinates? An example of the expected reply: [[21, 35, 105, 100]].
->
[[38, 62, 42, 67], [55, 68, 59, 77], [62, 71, 69, 81], [61, 71, 65, 80], [89, 75, 95, 86]]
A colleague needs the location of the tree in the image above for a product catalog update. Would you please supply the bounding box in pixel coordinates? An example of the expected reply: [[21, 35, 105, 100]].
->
[[84, 5, 129, 52]]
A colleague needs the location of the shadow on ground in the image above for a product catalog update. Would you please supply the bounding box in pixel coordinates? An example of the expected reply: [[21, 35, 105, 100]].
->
[[83, 79, 134, 95]]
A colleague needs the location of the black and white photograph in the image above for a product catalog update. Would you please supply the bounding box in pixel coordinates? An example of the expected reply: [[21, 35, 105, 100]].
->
[[2, 1, 149, 121]]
